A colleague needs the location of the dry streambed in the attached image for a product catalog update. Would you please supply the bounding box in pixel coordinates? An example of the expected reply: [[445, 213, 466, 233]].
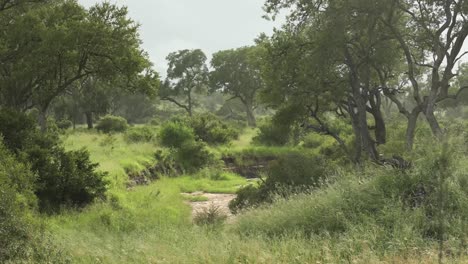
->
[[182, 192, 237, 222]]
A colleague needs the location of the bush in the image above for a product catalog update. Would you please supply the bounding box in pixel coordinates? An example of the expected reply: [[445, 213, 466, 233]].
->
[[230, 153, 330, 213], [0, 141, 36, 262], [175, 140, 215, 173], [158, 121, 195, 148], [56, 119, 73, 130], [96, 115, 128, 134], [193, 204, 228, 227], [189, 113, 239, 144], [31, 148, 108, 212], [0, 109, 108, 213], [125, 126, 156, 143], [252, 118, 290, 146]]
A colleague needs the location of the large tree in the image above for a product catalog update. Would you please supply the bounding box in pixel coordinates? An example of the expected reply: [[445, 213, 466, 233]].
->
[[262, 0, 401, 162], [377, 0, 468, 149], [160, 49, 209, 116], [0, 1, 158, 131], [210, 46, 264, 127]]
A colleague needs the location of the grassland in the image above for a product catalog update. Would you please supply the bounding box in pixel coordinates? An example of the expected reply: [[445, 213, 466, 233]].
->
[[40, 128, 468, 264]]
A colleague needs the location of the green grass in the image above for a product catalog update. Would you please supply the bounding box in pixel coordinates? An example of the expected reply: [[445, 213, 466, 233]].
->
[[40, 129, 468, 264]]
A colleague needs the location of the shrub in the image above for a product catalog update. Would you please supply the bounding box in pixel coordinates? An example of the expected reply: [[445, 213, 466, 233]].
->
[[0, 109, 108, 213], [96, 115, 128, 134], [56, 119, 73, 130], [176, 140, 216, 173], [193, 204, 228, 227], [158, 121, 195, 148], [252, 118, 290, 146], [189, 113, 239, 144], [125, 126, 156, 143], [32, 148, 108, 212], [230, 153, 330, 213], [0, 141, 36, 262]]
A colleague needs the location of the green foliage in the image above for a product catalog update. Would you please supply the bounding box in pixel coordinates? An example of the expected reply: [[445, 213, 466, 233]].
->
[[33, 148, 108, 213], [229, 152, 330, 213], [160, 49, 209, 115], [56, 119, 73, 130], [253, 105, 306, 146], [158, 121, 195, 148], [175, 140, 215, 173], [0, 108, 36, 152], [0, 109, 108, 213], [189, 113, 239, 144], [96, 115, 129, 134], [124, 126, 156, 143], [253, 118, 290, 146], [235, 142, 468, 256], [0, 142, 36, 262]]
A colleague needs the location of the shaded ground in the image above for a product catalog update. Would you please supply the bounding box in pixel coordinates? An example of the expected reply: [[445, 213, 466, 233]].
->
[[182, 192, 237, 222]]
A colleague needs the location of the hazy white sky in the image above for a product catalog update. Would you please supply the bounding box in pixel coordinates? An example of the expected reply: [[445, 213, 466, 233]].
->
[[78, 0, 283, 76]]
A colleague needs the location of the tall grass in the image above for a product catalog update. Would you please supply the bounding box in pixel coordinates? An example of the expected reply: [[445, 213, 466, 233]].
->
[[42, 130, 468, 263]]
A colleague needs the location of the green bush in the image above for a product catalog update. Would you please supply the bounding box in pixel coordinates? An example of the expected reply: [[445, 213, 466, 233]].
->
[[96, 115, 128, 134], [56, 119, 73, 130], [229, 153, 330, 213], [31, 148, 108, 212], [0, 141, 36, 262], [125, 126, 156, 143], [158, 121, 195, 148], [0, 109, 108, 213], [175, 140, 215, 173], [189, 113, 239, 144], [252, 118, 291, 146]]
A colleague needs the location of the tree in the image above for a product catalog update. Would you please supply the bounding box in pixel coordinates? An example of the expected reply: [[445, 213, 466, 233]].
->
[[160, 49, 209, 116], [378, 0, 468, 149], [262, 0, 401, 162], [210, 46, 264, 126], [0, 1, 158, 131]]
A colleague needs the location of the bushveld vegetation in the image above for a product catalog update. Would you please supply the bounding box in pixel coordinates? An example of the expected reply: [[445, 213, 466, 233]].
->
[[0, 0, 467, 263]]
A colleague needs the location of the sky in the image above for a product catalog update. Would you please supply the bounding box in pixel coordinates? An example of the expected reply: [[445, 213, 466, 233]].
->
[[78, 0, 283, 76]]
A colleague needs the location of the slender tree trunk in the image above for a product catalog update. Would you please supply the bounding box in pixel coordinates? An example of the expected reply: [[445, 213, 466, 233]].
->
[[371, 109, 386, 145], [425, 107, 443, 139], [187, 91, 193, 117], [39, 109, 47, 133], [245, 102, 256, 127], [406, 110, 420, 151], [85, 112, 93, 129]]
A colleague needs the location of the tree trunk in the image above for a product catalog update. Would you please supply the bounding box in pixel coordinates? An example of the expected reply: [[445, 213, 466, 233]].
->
[[187, 91, 193, 117], [371, 109, 386, 145], [425, 107, 443, 139], [39, 109, 47, 133], [406, 110, 420, 151], [85, 112, 93, 129], [245, 103, 256, 127]]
